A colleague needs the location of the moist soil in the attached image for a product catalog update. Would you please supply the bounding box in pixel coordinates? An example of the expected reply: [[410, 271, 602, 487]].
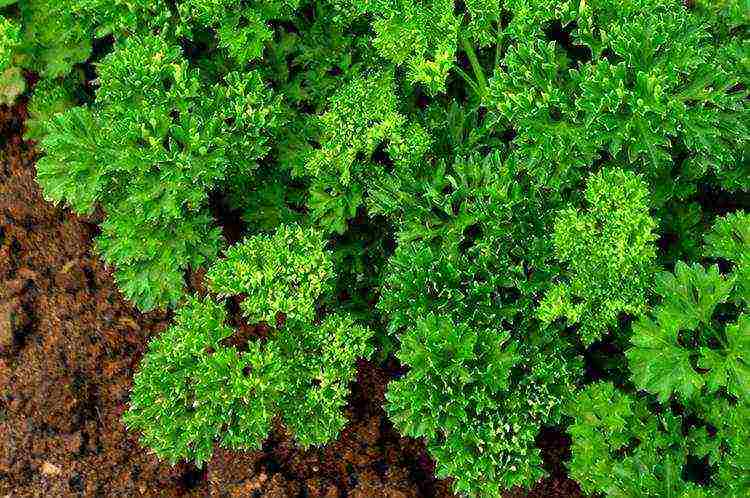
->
[[0, 100, 584, 497]]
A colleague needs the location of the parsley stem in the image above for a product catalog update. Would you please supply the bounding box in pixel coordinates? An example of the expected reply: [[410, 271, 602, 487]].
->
[[460, 34, 488, 97], [453, 65, 481, 96]]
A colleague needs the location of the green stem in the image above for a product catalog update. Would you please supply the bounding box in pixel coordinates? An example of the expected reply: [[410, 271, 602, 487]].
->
[[495, 27, 506, 70], [453, 65, 481, 96], [460, 34, 488, 97]]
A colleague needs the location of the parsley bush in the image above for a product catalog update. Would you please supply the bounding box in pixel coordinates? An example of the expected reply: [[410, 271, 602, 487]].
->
[[124, 226, 374, 464], [7, 0, 749, 495], [567, 213, 750, 497]]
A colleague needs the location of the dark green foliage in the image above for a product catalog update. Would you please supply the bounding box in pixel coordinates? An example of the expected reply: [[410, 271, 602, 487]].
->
[[0, 12, 19, 71], [1, 0, 303, 83], [481, 0, 750, 193], [627, 212, 750, 404], [174, 0, 301, 62], [627, 262, 739, 402], [704, 211, 750, 305], [378, 154, 583, 493], [23, 76, 77, 141], [573, 0, 747, 190], [387, 314, 581, 495], [567, 382, 749, 497], [377, 153, 557, 333], [568, 212, 750, 497], [306, 70, 431, 234], [125, 226, 373, 465], [658, 201, 706, 267], [331, 0, 460, 94]]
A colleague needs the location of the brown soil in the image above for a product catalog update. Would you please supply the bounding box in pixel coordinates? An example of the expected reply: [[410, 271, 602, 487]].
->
[[0, 101, 584, 497]]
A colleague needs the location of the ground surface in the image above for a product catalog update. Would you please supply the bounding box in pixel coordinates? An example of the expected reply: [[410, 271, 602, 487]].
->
[[0, 101, 584, 497]]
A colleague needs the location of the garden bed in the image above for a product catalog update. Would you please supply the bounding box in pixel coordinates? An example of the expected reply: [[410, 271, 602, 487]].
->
[[0, 100, 582, 498]]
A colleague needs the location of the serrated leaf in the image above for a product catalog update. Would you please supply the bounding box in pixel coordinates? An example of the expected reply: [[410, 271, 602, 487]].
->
[[627, 315, 704, 402], [705, 211, 750, 306], [655, 262, 735, 330], [698, 314, 750, 402]]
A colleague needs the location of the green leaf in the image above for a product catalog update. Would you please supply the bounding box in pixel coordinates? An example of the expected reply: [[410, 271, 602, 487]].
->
[[386, 313, 580, 492], [123, 296, 266, 466], [627, 313, 705, 402], [36, 106, 110, 213], [565, 381, 734, 498], [698, 313, 750, 402], [126, 253, 374, 463], [704, 211, 750, 305], [23, 76, 77, 141], [37, 33, 282, 310], [655, 262, 735, 330], [627, 260, 741, 404], [333, 0, 460, 94]]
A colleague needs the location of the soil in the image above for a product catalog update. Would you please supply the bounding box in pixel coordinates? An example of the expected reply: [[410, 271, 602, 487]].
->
[[0, 100, 584, 497]]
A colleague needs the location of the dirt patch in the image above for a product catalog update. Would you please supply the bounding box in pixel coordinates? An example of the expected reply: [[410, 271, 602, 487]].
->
[[0, 101, 583, 497], [0, 100, 200, 497]]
